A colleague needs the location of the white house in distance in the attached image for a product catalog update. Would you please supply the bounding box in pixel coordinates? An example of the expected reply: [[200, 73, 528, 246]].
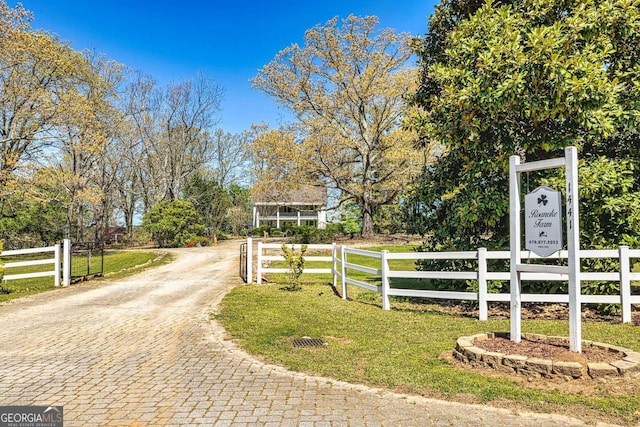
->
[[252, 184, 327, 229]]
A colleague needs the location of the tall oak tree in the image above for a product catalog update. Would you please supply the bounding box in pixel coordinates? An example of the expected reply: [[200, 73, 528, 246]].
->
[[252, 15, 423, 236]]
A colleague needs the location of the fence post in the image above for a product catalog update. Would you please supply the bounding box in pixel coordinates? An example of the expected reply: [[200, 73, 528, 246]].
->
[[54, 244, 61, 287], [87, 244, 92, 276], [246, 237, 253, 284], [478, 247, 488, 321], [331, 243, 337, 289], [341, 245, 347, 300], [381, 250, 390, 310], [62, 238, 71, 286], [256, 241, 263, 284], [620, 245, 631, 324]]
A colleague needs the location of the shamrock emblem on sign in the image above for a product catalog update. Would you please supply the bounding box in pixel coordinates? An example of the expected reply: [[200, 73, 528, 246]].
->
[[537, 194, 548, 206]]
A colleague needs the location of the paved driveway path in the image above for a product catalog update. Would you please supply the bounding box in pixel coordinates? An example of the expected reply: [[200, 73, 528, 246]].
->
[[0, 241, 617, 426]]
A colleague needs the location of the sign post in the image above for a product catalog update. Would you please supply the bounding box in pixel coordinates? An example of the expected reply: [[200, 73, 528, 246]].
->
[[565, 147, 581, 353], [509, 146, 581, 352], [509, 155, 522, 343]]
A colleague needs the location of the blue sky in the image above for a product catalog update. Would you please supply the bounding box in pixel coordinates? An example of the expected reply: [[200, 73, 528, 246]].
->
[[19, 1, 438, 134]]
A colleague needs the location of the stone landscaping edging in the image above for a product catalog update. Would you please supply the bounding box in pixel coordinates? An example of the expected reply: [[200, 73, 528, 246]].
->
[[453, 332, 640, 380]]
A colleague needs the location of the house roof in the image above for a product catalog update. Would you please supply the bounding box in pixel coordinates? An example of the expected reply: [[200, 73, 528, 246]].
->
[[253, 184, 327, 206]]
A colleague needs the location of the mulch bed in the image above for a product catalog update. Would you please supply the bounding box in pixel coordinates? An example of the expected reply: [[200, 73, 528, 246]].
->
[[474, 336, 624, 365]]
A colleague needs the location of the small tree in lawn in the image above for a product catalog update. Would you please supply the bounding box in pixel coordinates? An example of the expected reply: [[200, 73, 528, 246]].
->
[[281, 243, 306, 291]]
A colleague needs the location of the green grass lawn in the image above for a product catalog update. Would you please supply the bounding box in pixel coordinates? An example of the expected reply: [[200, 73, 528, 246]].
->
[[0, 250, 172, 303], [219, 244, 640, 425]]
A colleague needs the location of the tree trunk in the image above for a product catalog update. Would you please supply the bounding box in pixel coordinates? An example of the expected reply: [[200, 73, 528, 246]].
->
[[361, 201, 374, 237], [124, 209, 134, 241]]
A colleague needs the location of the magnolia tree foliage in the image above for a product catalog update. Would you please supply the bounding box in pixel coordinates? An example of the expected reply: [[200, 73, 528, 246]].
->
[[0, 173, 68, 247], [409, 0, 640, 250], [225, 184, 252, 236], [252, 15, 424, 237]]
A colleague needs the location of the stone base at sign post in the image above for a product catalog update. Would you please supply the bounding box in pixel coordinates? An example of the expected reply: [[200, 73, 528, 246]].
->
[[453, 333, 640, 380]]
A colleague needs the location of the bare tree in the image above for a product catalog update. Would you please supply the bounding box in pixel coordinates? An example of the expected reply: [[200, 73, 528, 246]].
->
[[125, 73, 224, 207], [50, 51, 125, 241], [155, 73, 224, 201], [208, 128, 251, 188]]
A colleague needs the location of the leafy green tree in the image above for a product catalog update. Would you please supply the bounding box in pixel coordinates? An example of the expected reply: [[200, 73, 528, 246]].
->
[[542, 157, 640, 310], [372, 189, 421, 235], [0, 171, 69, 248], [0, 198, 67, 248], [337, 204, 362, 237], [543, 157, 640, 250], [142, 200, 205, 248], [227, 183, 251, 210], [409, 0, 640, 251]]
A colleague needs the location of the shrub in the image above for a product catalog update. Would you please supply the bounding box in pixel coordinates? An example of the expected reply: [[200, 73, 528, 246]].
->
[[285, 224, 339, 244], [185, 236, 211, 248], [252, 225, 272, 237], [142, 200, 206, 248]]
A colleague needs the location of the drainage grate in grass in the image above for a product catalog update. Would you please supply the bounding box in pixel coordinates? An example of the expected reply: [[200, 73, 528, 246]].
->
[[292, 337, 326, 347]]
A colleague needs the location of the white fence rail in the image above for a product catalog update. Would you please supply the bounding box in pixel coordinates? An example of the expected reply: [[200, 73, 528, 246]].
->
[[2, 245, 62, 287], [252, 240, 640, 324], [338, 246, 640, 323], [256, 242, 335, 284]]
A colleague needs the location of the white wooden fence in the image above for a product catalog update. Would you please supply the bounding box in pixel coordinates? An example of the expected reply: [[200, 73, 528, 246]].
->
[[252, 241, 640, 324], [255, 242, 335, 284], [337, 246, 640, 323], [2, 245, 62, 287]]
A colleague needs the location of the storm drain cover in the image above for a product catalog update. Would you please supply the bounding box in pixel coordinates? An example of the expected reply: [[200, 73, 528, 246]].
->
[[292, 337, 326, 347]]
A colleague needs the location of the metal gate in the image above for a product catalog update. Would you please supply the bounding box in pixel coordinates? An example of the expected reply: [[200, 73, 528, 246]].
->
[[71, 242, 104, 283], [239, 242, 248, 282]]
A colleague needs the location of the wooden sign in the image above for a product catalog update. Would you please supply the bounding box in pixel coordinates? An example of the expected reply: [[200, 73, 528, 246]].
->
[[524, 186, 563, 257]]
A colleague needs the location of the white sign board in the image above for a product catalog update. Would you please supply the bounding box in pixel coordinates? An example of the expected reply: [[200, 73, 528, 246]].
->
[[510, 147, 581, 352], [525, 186, 563, 257]]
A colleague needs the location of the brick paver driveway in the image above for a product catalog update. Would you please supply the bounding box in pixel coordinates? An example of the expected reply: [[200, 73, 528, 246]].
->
[[0, 241, 616, 426]]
